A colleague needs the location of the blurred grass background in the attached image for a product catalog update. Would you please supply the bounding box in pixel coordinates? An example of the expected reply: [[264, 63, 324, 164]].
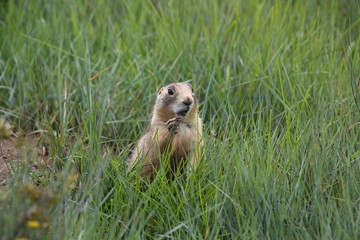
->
[[0, 0, 359, 239]]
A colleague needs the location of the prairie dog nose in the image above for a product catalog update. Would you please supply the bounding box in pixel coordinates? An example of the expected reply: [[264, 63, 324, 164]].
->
[[183, 97, 193, 106]]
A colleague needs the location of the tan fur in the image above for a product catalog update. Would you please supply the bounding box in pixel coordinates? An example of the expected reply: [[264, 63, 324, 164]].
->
[[128, 82, 203, 179]]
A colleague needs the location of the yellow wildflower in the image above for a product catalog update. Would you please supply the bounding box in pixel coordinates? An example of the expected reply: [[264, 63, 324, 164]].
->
[[0, 117, 12, 139], [67, 174, 78, 190], [67, 174, 78, 182], [26, 220, 41, 228]]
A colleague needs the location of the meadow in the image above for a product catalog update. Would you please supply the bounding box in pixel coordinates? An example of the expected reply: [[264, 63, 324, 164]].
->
[[0, 0, 359, 239]]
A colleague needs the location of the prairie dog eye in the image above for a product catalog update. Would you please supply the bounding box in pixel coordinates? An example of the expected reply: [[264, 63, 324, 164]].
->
[[168, 89, 174, 95]]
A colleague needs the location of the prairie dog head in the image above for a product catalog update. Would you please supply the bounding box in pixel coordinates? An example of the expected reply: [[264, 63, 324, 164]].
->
[[155, 82, 196, 119]]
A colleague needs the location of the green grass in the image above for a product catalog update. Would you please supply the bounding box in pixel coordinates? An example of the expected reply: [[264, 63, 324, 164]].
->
[[0, 0, 359, 239]]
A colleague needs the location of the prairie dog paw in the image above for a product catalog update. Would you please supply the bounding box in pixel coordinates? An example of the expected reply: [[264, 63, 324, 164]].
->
[[166, 117, 183, 134]]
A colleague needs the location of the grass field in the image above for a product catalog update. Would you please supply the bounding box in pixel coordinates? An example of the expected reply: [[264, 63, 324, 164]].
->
[[0, 0, 359, 239]]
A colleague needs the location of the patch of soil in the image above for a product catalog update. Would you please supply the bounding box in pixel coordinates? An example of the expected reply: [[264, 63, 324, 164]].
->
[[0, 135, 49, 189]]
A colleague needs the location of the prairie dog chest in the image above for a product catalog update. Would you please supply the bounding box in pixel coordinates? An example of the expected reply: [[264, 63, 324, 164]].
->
[[170, 122, 196, 152]]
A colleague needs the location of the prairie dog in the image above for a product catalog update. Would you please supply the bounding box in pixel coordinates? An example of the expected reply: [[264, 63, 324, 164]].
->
[[129, 82, 203, 179]]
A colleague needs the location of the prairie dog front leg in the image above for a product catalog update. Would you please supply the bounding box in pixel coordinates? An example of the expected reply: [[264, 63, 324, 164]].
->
[[166, 116, 183, 134]]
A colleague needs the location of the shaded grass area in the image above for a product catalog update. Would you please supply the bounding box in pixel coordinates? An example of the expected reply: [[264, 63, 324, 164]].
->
[[0, 0, 359, 239]]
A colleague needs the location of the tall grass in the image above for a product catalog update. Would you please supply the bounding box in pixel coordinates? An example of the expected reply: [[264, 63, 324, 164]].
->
[[0, 0, 359, 239]]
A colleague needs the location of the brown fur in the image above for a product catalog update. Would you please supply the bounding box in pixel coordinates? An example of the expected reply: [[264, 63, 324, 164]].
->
[[129, 82, 203, 179]]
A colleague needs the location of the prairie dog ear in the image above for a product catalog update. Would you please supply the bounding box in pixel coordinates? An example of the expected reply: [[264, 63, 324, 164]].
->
[[158, 87, 164, 95], [184, 82, 193, 91]]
